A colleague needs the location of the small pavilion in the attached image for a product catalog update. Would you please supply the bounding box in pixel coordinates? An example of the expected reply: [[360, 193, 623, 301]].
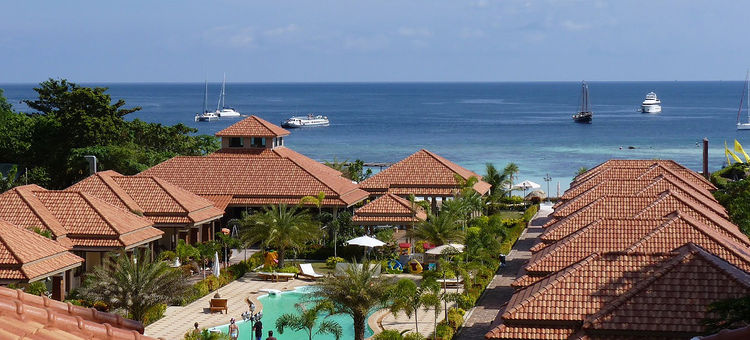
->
[[69, 170, 225, 251], [359, 149, 491, 210], [352, 193, 427, 228], [0, 220, 83, 301]]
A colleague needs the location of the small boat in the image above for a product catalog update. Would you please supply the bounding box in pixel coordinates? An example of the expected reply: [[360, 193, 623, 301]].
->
[[738, 71, 750, 130], [640, 92, 662, 113], [213, 73, 241, 118], [572, 81, 593, 123], [195, 81, 218, 122], [281, 114, 330, 128]]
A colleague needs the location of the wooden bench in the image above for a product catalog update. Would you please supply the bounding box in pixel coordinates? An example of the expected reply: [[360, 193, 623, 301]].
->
[[209, 298, 228, 314], [257, 272, 295, 282]]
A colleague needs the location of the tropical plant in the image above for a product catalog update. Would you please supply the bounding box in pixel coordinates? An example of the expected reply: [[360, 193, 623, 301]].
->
[[184, 329, 232, 340], [300, 191, 326, 214], [79, 250, 190, 323], [703, 295, 750, 334], [503, 163, 520, 197], [576, 166, 589, 176], [239, 204, 321, 267], [410, 213, 464, 246], [313, 260, 394, 340], [420, 280, 443, 337], [483, 163, 509, 200], [175, 239, 200, 264], [276, 302, 343, 340], [389, 278, 434, 334]]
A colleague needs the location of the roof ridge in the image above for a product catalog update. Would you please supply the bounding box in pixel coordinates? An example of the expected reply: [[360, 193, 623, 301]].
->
[[13, 186, 66, 238], [97, 172, 143, 213], [76, 191, 122, 235], [676, 212, 750, 247], [421, 149, 479, 180], [148, 176, 189, 213], [526, 220, 595, 272], [623, 214, 679, 252], [281, 154, 340, 196]]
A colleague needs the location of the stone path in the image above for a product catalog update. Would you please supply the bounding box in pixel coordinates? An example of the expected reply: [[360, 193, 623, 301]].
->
[[454, 203, 552, 340], [145, 273, 313, 340]]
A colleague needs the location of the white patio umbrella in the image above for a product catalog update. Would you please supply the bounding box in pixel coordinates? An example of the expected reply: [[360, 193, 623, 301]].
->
[[346, 235, 386, 259], [213, 251, 221, 278], [425, 243, 464, 255], [513, 180, 541, 196]]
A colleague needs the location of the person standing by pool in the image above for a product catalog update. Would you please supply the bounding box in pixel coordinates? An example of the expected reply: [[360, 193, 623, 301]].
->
[[253, 319, 263, 340], [228, 318, 239, 340], [267, 330, 277, 340]]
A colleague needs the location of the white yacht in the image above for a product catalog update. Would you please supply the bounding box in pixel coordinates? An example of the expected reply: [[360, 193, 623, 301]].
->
[[640, 92, 662, 113], [738, 71, 750, 130], [213, 73, 241, 117], [281, 114, 330, 128], [195, 81, 218, 122]]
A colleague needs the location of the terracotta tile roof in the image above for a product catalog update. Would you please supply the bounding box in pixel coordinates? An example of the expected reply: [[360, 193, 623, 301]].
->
[[352, 193, 427, 225], [488, 244, 750, 339], [0, 220, 83, 282], [572, 163, 716, 193], [215, 115, 290, 137], [0, 185, 72, 248], [574, 159, 715, 190], [140, 147, 369, 208], [486, 324, 577, 339], [0, 186, 163, 250], [359, 149, 491, 196], [68, 171, 224, 226], [0, 286, 156, 340], [201, 194, 233, 211]]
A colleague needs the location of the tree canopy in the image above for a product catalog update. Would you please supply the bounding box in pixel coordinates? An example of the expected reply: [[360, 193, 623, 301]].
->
[[0, 79, 220, 189]]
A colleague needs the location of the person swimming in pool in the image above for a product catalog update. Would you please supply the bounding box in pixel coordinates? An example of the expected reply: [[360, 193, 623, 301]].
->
[[228, 318, 239, 340]]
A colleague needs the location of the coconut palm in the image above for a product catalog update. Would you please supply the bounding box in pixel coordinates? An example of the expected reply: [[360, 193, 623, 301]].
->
[[79, 250, 190, 323], [483, 163, 508, 201], [238, 204, 321, 268], [504, 163, 520, 197], [276, 302, 343, 340], [410, 213, 464, 246], [389, 279, 435, 334], [313, 260, 394, 340]]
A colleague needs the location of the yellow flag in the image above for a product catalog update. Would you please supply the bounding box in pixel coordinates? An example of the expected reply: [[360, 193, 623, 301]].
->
[[726, 142, 733, 165], [735, 140, 750, 163], [726, 141, 743, 164]]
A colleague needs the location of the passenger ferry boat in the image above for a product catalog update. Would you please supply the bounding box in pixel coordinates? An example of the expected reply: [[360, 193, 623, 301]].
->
[[640, 92, 662, 113], [281, 114, 330, 128]]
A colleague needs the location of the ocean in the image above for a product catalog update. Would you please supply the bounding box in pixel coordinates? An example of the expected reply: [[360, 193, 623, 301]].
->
[[1, 81, 746, 193]]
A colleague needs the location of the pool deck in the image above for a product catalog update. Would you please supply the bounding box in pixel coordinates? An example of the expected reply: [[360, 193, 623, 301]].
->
[[145, 273, 313, 339]]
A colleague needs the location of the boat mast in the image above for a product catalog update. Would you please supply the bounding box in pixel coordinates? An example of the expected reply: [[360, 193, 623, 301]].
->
[[739, 71, 748, 124], [203, 80, 208, 113], [746, 70, 749, 123]]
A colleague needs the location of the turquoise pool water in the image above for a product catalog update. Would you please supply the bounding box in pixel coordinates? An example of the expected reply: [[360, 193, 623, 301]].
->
[[210, 286, 374, 339]]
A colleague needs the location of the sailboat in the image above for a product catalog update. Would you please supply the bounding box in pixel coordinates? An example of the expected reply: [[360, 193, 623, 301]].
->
[[213, 73, 241, 118], [195, 81, 218, 122], [572, 81, 593, 123], [737, 71, 750, 130]]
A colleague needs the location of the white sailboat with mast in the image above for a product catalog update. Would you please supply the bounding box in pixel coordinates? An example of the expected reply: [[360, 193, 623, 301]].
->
[[572, 81, 593, 123], [213, 73, 241, 117], [195, 80, 218, 122], [737, 71, 750, 130]]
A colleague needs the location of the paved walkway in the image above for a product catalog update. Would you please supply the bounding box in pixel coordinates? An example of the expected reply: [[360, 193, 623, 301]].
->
[[454, 203, 552, 340], [145, 273, 313, 340]]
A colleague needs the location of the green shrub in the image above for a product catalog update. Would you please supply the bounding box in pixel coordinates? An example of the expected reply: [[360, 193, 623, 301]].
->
[[373, 329, 404, 340], [447, 308, 464, 330], [204, 275, 220, 291], [158, 250, 176, 262], [23, 281, 48, 296], [92, 300, 109, 312], [325, 256, 345, 269], [522, 204, 539, 222], [277, 265, 299, 274], [455, 294, 476, 310], [228, 260, 251, 279], [434, 321, 454, 340], [143, 303, 166, 325], [403, 333, 426, 340]]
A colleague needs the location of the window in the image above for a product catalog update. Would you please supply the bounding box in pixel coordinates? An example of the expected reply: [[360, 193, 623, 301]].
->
[[251, 137, 266, 148], [229, 137, 243, 147], [278, 137, 283, 146]]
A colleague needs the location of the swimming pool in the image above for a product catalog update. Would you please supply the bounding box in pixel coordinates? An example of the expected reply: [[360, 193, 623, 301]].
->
[[210, 286, 374, 339]]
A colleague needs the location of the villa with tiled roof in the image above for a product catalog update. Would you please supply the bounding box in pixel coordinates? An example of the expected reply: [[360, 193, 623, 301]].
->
[[359, 149, 491, 210], [69, 170, 225, 250], [352, 193, 427, 227], [0, 185, 163, 292], [140, 115, 369, 217], [0, 286, 157, 339]]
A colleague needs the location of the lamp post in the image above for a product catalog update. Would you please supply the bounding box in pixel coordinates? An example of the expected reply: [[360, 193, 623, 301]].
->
[[543, 174, 552, 202]]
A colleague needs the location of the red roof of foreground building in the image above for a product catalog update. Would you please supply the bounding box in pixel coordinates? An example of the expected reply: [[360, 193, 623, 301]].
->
[[141, 147, 369, 208], [359, 149, 491, 196], [574, 159, 715, 189], [0, 185, 163, 250], [0, 219, 83, 282], [69, 171, 224, 226], [487, 244, 750, 339], [215, 115, 290, 137], [352, 193, 427, 225], [571, 162, 716, 193], [0, 286, 156, 339]]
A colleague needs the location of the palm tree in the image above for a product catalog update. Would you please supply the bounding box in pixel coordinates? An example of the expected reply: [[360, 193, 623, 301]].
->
[[576, 166, 589, 177], [503, 163, 520, 197], [419, 280, 442, 337], [410, 213, 464, 246], [79, 250, 190, 323], [314, 260, 394, 340], [483, 163, 508, 201], [300, 191, 326, 215], [276, 302, 343, 340], [239, 204, 321, 268], [389, 278, 433, 334]]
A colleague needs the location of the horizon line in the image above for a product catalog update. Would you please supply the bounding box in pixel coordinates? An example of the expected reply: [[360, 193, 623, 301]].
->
[[0, 79, 747, 85]]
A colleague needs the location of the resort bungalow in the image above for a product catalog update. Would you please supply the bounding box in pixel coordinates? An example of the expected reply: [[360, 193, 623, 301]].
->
[[68, 170, 225, 251], [358, 149, 491, 211], [0, 185, 163, 291], [352, 193, 427, 230], [140, 115, 369, 218], [0, 219, 83, 301]]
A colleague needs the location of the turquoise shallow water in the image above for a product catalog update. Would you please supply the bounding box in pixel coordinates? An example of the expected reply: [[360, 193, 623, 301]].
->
[[3, 81, 747, 191], [210, 286, 374, 340]]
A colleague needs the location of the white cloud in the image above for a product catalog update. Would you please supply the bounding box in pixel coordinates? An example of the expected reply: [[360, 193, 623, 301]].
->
[[397, 27, 432, 38], [263, 24, 298, 37], [561, 20, 591, 32], [228, 27, 256, 47]]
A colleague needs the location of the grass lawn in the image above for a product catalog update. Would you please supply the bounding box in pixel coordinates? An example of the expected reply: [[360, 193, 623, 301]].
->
[[495, 210, 523, 219]]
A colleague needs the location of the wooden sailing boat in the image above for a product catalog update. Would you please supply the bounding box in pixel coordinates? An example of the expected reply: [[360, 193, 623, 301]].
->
[[737, 71, 750, 130], [572, 81, 593, 123]]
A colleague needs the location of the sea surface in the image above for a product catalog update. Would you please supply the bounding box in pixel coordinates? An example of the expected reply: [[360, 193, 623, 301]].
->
[[2, 81, 747, 193]]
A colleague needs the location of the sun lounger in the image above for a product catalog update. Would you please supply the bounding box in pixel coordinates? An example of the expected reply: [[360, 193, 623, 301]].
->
[[437, 278, 463, 288], [209, 298, 227, 314], [257, 272, 296, 282], [297, 263, 325, 280]]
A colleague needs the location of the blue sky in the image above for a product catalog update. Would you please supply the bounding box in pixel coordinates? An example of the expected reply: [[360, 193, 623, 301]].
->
[[2, 0, 748, 82]]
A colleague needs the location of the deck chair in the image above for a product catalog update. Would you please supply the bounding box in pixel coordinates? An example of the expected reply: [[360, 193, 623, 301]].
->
[[297, 263, 324, 280]]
